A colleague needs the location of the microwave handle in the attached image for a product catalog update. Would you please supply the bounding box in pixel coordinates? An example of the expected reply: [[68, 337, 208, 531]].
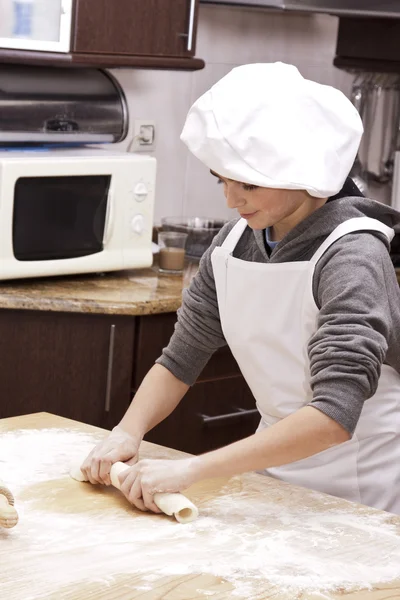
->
[[103, 189, 115, 245]]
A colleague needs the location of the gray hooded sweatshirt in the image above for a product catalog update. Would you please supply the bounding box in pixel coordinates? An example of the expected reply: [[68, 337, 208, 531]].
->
[[157, 191, 400, 435]]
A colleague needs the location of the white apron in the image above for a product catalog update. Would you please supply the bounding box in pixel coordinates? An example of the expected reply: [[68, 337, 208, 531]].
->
[[211, 216, 400, 514]]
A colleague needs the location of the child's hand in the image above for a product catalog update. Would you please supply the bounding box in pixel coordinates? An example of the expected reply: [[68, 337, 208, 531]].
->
[[80, 426, 141, 485], [118, 457, 201, 513]]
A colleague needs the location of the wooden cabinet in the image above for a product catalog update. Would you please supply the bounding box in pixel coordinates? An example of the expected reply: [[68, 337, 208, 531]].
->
[[74, 0, 197, 59], [143, 377, 259, 455], [0, 308, 258, 454], [0, 0, 204, 71], [0, 310, 135, 430], [334, 17, 400, 72], [134, 313, 260, 454]]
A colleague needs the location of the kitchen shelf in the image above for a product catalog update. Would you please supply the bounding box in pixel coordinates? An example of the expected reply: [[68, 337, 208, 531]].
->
[[334, 56, 400, 73], [0, 50, 205, 71]]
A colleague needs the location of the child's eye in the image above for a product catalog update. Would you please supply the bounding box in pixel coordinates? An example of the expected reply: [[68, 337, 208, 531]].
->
[[242, 183, 258, 191], [217, 178, 224, 185]]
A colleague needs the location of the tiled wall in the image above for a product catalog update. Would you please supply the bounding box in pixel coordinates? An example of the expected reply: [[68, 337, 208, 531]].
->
[[110, 4, 357, 224]]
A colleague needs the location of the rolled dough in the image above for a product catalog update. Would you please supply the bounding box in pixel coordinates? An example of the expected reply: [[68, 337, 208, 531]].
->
[[0, 481, 18, 529], [70, 460, 199, 524]]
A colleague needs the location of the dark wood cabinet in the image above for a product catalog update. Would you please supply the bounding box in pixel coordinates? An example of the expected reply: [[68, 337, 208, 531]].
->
[[0, 308, 258, 454], [143, 377, 260, 455], [0, 0, 204, 71], [134, 313, 260, 454], [334, 17, 400, 72], [0, 310, 135, 429], [74, 0, 197, 59]]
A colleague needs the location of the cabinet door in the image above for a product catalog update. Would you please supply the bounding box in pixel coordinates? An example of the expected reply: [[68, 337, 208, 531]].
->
[[134, 313, 259, 454], [73, 0, 198, 58], [133, 313, 243, 387], [0, 310, 134, 429], [144, 378, 260, 455]]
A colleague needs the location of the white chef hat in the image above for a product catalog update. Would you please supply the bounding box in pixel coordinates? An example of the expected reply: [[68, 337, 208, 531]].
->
[[180, 63, 363, 198]]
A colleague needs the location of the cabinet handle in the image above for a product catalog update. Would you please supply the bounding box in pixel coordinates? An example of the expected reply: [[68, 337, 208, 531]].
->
[[187, 0, 196, 52], [178, 0, 196, 52], [104, 324, 116, 413], [200, 408, 259, 428]]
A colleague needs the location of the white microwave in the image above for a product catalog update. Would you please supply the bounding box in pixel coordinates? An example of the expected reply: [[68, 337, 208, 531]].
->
[[0, 147, 156, 280]]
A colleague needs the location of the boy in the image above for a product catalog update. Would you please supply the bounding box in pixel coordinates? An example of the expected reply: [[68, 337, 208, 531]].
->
[[82, 63, 400, 514]]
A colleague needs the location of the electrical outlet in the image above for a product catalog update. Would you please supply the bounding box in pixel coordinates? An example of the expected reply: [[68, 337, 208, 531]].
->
[[130, 119, 156, 152]]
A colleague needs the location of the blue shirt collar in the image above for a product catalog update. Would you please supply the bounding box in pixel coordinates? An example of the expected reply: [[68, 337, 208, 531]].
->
[[265, 228, 280, 250]]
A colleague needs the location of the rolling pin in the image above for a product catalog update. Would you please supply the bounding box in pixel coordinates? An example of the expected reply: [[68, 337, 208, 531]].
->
[[70, 461, 199, 524], [0, 480, 19, 528]]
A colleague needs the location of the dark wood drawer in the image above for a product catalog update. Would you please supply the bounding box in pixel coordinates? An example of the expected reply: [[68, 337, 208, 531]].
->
[[133, 313, 241, 389], [144, 377, 259, 455]]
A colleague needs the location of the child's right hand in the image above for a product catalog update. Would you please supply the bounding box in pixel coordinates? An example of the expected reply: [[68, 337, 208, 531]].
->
[[79, 425, 141, 485]]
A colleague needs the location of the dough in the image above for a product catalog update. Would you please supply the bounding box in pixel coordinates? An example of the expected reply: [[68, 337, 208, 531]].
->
[[70, 460, 199, 524], [153, 492, 199, 524], [0, 481, 18, 529], [69, 465, 87, 482]]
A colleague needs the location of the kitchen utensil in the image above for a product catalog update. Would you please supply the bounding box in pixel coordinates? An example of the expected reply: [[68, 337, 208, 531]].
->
[[363, 73, 400, 183], [349, 73, 369, 195], [353, 72, 400, 186]]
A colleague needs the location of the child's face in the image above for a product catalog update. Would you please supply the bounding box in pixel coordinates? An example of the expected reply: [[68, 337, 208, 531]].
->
[[212, 171, 323, 235]]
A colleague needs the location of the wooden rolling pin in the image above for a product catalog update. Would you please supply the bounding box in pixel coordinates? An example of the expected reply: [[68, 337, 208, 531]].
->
[[70, 461, 199, 524], [0, 480, 19, 528]]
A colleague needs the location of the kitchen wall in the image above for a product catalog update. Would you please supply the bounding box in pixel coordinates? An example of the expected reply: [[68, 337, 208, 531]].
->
[[110, 4, 359, 224]]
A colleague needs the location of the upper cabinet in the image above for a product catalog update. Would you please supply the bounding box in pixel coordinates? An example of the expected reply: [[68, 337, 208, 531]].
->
[[334, 16, 400, 72], [201, 0, 400, 19], [0, 0, 204, 71]]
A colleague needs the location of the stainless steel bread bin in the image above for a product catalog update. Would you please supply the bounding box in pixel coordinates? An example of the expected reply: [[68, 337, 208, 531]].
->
[[0, 64, 128, 144]]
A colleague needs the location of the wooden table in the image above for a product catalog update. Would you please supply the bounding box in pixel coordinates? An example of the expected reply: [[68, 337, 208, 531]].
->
[[1, 413, 400, 600]]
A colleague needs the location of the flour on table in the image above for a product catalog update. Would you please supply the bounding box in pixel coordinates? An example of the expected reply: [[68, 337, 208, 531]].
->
[[1, 428, 400, 599], [0, 428, 102, 494]]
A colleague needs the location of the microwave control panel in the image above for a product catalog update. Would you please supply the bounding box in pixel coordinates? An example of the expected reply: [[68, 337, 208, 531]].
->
[[125, 158, 156, 250]]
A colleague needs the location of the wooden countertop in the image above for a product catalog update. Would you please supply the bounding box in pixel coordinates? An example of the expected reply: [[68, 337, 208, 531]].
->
[[1, 412, 400, 600], [0, 261, 199, 316]]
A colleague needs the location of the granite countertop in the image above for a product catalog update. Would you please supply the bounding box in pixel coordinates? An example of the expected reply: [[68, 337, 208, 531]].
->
[[0, 261, 199, 316], [0, 262, 397, 317]]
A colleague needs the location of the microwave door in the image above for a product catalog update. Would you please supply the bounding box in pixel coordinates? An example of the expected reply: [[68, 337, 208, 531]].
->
[[12, 175, 111, 262]]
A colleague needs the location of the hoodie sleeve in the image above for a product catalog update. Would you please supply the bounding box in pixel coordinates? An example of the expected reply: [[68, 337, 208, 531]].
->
[[155, 223, 236, 385], [308, 231, 398, 434]]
